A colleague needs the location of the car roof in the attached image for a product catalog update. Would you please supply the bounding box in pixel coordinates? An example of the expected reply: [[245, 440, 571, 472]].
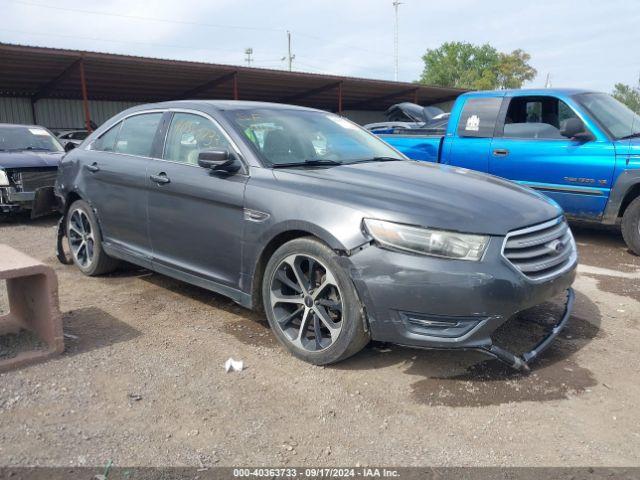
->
[[124, 100, 326, 113], [0, 123, 50, 129], [462, 88, 599, 98]]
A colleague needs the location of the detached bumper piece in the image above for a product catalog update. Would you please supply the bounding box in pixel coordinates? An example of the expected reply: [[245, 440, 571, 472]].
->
[[479, 288, 575, 372]]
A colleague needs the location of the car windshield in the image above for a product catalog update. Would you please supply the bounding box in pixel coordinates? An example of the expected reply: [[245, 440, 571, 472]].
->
[[224, 108, 404, 166], [575, 92, 640, 140], [0, 125, 64, 152]]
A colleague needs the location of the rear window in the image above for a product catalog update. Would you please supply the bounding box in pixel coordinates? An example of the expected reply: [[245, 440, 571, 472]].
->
[[456, 97, 502, 138]]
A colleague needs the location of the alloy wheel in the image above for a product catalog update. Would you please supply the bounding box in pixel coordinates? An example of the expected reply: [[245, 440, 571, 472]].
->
[[269, 254, 344, 352], [68, 209, 95, 268]]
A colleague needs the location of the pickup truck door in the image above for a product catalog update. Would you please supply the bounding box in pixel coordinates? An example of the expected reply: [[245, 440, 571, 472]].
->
[[489, 95, 615, 219], [443, 96, 503, 172], [146, 111, 248, 293]]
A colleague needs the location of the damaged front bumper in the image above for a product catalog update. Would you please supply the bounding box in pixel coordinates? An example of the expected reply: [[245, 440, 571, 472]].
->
[[1, 186, 60, 218], [478, 288, 574, 371], [343, 239, 577, 371]]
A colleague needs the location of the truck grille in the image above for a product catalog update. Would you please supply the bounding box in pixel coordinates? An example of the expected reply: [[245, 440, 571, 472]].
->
[[14, 169, 58, 192], [502, 217, 577, 282]]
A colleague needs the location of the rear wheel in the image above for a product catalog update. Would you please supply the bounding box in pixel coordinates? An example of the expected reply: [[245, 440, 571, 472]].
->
[[622, 196, 640, 256], [66, 200, 119, 275], [262, 237, 369, 365]]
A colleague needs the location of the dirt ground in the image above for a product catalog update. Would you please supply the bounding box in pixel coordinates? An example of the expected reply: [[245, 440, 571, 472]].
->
[[0, 215, 639, 467]]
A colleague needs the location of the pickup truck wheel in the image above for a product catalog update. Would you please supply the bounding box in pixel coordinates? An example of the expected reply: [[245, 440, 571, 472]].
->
[[262, 237, 369, 365], [66, 200, 119, 275], [622, 196, 640, 256]]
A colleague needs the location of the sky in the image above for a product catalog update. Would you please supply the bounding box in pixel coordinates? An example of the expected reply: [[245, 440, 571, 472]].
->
[[1, 0, 639, 93]]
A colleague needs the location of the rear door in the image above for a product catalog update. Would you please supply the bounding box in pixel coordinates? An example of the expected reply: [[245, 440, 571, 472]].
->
[[489, 95, 615, 219], [146, 110, 248, 291], [443, 96, 503, 173], [82, 111, 164, 264]]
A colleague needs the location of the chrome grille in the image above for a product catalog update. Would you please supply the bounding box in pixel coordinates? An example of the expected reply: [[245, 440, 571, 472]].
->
[[15, 169, 58, 192], [502, 217, 577, 282]]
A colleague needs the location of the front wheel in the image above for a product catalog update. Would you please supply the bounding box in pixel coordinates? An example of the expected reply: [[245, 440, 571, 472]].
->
[[66, 200, 120, 275], [262, 237, 369, 365], [622, 196, 640, 256]]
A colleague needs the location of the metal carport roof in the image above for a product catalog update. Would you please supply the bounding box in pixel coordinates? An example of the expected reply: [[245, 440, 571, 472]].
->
[[0, 43, 465, 113]]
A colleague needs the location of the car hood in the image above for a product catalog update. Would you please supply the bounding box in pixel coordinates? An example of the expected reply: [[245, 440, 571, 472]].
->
[[0, 151, 63, 169], [273, 161, 562, 236]]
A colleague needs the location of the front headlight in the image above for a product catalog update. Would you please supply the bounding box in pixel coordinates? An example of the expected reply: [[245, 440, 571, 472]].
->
[[0, 170, 9, 187], [363, 218, 489, 261]]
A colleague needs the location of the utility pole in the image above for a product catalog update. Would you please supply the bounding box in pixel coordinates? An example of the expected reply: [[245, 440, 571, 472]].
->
[[282, 31, 295, 71], [244, 48, 253, 67], [393, 1, 402, 81], [544, 73, 552, 88]]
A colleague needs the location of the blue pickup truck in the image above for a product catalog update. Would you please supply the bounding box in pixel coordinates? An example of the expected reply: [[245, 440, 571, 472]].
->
[[378, 89, 640, 255]]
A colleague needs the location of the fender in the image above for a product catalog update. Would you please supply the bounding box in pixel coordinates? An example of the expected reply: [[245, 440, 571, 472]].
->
[[602, 169, 640, 224]]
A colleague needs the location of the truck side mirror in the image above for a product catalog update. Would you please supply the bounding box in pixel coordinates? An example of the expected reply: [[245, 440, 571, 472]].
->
[[561, 118, 594, 142]]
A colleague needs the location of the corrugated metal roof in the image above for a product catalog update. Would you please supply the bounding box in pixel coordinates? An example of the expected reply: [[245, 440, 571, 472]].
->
[[0, 43, 466, 111]]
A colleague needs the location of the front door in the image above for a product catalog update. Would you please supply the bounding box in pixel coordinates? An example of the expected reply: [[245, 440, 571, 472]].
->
[[147, 111, 248, 290], [445, 96, 503, 172], [489, 95, 615, 219]]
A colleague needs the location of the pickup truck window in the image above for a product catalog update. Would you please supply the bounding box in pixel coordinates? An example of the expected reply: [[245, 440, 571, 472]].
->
[[456, 97, 502, 138], [576, 92, 640, 139], [501, 96, 579, 140]]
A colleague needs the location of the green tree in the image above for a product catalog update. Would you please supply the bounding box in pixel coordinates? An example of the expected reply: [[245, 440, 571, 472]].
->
[[419, 42, 537, 90], [612, 81, 640, 113]]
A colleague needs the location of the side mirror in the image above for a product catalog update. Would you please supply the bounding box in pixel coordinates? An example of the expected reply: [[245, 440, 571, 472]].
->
[[561, 118, 594, 142], [64, 142, 76, 152], [197, 149, 241, 173]]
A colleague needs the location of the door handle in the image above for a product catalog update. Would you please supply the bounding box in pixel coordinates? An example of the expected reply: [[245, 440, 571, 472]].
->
[[150, 173, 170, 185], [492, 149, 509, 157], [85, 162, 100, 172]]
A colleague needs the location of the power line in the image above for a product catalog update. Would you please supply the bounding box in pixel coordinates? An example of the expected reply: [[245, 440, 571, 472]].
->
[[7, 0, 416, 62], [0, 28, 250, 56], [7, 0, 284, 33]]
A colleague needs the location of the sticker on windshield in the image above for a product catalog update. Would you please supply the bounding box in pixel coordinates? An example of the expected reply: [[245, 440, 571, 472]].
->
[[326, 115, 358, 130], [465, 115, 480, 131], [29, 128, 50, 136]]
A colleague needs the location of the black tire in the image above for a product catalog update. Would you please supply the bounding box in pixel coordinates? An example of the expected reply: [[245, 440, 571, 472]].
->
[[66, 199, 119, 275], [262, 237, 369, 365], [622, 196, 640, 256]]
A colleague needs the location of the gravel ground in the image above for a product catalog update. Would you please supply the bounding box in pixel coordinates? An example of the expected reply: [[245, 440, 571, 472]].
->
[[0, 215, 639, 467]]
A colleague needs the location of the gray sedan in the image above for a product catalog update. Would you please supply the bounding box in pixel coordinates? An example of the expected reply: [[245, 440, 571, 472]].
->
[[54, 101, 577, 368]]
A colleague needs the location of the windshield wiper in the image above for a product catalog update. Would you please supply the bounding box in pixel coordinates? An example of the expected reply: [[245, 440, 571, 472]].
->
[[271, 159, 343, 168], [349, 156, 404, 164], [619, 132, 640, 140]]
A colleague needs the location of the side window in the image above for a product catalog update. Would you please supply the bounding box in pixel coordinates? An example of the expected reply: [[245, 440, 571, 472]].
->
[[456, 98, 502, 138], [91, 122, 121, 152], [502, 96, 580, 139], [114, 113, 163, 157], [163, 113, 231, 165]]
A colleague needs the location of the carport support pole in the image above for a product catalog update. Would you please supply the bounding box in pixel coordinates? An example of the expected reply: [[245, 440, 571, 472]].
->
[[233, 72, 239, 100], [79, 58, 92, 132], [338, 82, 343, 114]]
